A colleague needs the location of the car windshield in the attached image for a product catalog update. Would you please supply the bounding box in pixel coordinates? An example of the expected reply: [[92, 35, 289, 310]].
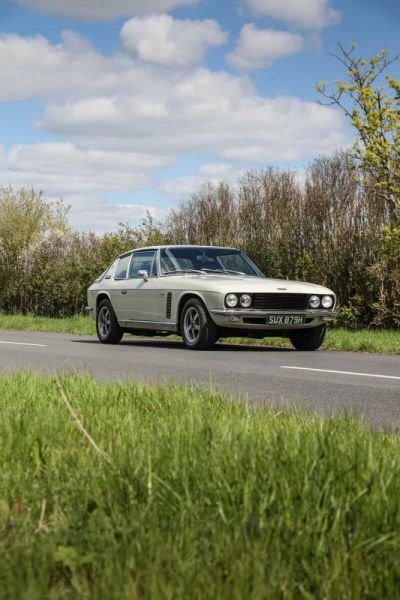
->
[[160, 247, 263, 277]]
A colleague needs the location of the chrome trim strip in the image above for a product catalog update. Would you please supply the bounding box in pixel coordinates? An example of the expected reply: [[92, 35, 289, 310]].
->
[[156, 248, 161, 279], [118, 319, 178, 332], [211, 309, 338, 317]]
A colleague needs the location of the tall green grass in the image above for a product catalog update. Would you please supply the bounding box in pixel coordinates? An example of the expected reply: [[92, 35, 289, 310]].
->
[[0, 374, 399, 599], [0, 312, 399, 354]]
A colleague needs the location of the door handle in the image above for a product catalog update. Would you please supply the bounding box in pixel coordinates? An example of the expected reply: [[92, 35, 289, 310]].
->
[[121, 290, 128, 295]]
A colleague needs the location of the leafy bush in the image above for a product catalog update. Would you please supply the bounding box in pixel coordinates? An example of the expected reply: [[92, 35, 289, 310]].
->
[[0, 187, 169, 317], [368, 227, 400, 327]]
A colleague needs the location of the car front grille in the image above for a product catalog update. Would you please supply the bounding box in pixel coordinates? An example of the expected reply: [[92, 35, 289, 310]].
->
[[252, 293, 310, 311]]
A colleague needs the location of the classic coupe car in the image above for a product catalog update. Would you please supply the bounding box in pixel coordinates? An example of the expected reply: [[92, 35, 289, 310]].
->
[[87, 245, 337, 351]]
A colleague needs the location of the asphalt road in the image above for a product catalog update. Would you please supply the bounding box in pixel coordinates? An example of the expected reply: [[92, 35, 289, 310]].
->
[[0, 329, 399, 429]]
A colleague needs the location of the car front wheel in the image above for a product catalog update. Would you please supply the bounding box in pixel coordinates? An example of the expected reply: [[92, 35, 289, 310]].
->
[[96, 299, 124, 345], [289, 325, 326, 351], [181, 298, 218, 350]]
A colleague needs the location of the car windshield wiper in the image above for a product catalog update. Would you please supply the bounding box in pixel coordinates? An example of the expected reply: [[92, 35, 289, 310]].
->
[[163, 267, 247, 276], [201, 268, 246, 276], [162, 269, 204, 276]]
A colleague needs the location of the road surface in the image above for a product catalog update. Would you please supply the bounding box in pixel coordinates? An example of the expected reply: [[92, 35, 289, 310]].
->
[[0, 329, 399, 429]]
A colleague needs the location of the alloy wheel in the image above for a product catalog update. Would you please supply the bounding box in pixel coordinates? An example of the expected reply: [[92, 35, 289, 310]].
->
[[183, 306, 201, 343], [98, 306, 111, 338]]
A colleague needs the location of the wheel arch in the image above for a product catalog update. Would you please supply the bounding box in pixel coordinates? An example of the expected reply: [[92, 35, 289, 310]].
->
[[176, 292, 210, 335], [96, 292, 112, 314]]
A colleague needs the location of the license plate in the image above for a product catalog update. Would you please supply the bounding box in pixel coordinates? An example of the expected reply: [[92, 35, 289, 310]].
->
[[266, 315, 305, 326]]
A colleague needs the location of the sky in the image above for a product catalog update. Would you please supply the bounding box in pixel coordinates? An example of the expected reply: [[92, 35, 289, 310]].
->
[[0, 0, 399, 231]]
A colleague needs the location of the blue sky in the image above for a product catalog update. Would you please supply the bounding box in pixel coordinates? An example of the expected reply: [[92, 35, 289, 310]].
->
[[0, 0, 399, 231]]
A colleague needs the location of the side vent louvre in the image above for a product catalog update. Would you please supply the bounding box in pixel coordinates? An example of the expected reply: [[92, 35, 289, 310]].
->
[[166, 292, 172, 320]]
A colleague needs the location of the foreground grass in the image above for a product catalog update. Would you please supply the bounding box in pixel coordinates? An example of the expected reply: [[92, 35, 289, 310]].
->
[[0, 374, 399, 599], [1, 312, 399, 354]]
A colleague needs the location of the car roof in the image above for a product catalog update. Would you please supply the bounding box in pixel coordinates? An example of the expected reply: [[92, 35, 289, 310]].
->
[[119, 245, 239, 258]]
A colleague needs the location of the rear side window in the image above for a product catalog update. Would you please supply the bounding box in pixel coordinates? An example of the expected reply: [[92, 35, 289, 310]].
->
[[94, 260, 117, 283], [115, 254, 132, 280], [94, 269, 108, 283]]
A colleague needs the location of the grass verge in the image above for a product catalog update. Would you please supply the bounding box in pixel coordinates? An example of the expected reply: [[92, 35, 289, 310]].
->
[[0, 313, 95, 336], [0, 374, 399, 599], [225, 327, 400, 354], [0, 312, 399, 354]]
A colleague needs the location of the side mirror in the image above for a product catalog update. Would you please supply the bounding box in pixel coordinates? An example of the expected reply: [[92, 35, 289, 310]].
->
[[138, 270, 149, 282]]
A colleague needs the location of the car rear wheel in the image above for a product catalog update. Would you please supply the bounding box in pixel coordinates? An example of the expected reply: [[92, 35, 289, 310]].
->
[[181, 298, 218, 350], [289, 325, 326, 351], [96, 299, 124, 345]]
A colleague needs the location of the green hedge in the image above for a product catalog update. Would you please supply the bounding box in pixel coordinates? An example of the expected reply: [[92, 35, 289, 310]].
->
[[0, 152, 399, 328]]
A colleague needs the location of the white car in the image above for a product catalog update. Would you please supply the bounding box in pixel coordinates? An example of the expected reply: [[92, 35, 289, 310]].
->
[[87, 245, 337, 350]]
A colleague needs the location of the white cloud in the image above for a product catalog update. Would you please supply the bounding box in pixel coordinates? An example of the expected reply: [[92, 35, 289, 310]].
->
[[198, 162, 241, 179], [247, 0, 340, 30], [0, 142, 170, 195], [159, 162, 244, 199], [38, 68, 346, 163], [0, 28, 350, 230], [121, 15, 227, 66], [12, 0, 198, 20], [227, 25, 304, 70], [0, 31, 124, 102], [0, 142, 168, 231], [55, 195, 161, 233], [0, 30, 347, 164], [159, 175, 205, 199]]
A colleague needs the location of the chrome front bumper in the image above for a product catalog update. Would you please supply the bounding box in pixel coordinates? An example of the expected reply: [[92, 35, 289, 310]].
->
[[210, 309, 338, 330]]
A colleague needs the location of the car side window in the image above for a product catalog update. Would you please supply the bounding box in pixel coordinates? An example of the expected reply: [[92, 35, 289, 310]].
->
[[129, 250, 158, 279], [115, 254, 132, 280]]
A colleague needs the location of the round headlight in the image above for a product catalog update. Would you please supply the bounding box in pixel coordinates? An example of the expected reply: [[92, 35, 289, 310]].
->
[[226, 294, 238, 308], [309, 295, 321, 309], [240, 294, 252, 308], [321, 295, 333, 309]]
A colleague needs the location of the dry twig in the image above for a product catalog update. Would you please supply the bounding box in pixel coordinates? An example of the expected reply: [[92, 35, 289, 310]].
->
[[35, 499, 49, 534], [54, 376, 113, 466]]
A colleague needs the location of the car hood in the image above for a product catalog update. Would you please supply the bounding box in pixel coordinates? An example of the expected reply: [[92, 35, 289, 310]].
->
[[180, 274, 335, 296]]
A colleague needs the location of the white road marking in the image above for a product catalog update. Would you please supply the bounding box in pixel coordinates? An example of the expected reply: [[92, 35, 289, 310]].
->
[[0, 340, 48, 348], [281, 366, 400, 381]]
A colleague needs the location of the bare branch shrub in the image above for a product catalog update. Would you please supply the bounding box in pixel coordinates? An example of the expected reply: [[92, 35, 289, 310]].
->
[[166, 152, 399, 328]]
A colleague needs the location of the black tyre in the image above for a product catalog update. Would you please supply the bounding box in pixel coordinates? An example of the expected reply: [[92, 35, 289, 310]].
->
[[289, 325, 326, 351], [96, 299, 124, 345], [181, 298, 218, 350]]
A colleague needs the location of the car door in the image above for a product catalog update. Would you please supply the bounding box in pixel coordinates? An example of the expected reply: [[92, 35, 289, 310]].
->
[[124, 250, 160, 323], [108, 253, 133, 321]]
